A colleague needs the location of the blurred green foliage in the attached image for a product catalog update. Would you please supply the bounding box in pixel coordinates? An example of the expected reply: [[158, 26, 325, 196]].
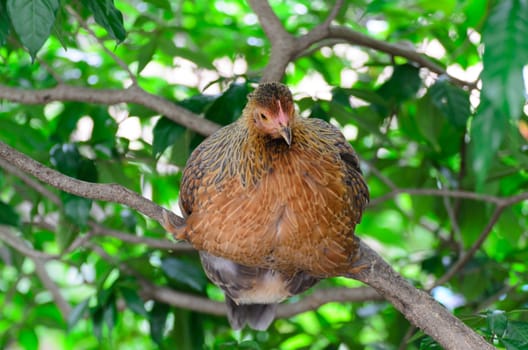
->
[[1, 0, 528, 349]]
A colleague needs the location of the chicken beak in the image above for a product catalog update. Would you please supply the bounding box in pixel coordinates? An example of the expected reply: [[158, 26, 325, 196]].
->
[[279, 126, 292, 146]]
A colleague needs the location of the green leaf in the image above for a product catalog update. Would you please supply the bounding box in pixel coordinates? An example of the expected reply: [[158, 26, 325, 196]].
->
[[90, 108, 118, 147], [414, 93, 446, 151], [62, 193, 92, 227], [152, 117, 190, 164], [143, 0, 171, 11], [50, 143, 82, 177], [49, 143, 98, 182], [7, 0, 59, 58], [18, 329, 38, 350], [0, 201, 20, 227], [82, 0, 126, 42], [137, 38, 158, 74], [50, 103, 85, 143], [464, 0, 488, 28], [102, 293, 117, 332], [487, 310, 508, 336], [428, 79, 470, 128], [149, 302, 169, 345], [419, 337, 441, 350], [377, 64, 422, 103], [158, 35, 216, 70], [178, 94, 216, 114], [120, 209, 137, 232], [470, 98, 508, 187], [161, 257, 208, 292], [90, 306, 104, 341], [205, 82, 251, 125], [0, 1, 10, 46], [239, 340, 261, 349], [502, 321, 528, 350], [68, 298, 91, 331], [78, 158, 98, 183], [481, 0, 528, 119], [120, 287, 148, 317], [418, 0, 455, 14]]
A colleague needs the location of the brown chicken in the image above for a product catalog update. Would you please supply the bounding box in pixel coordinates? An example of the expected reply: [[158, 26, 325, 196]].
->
[[165, 82, 369, 330]]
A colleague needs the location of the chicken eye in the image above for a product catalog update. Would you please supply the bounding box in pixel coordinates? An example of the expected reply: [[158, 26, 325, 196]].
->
[[260, 113, 267, 120]]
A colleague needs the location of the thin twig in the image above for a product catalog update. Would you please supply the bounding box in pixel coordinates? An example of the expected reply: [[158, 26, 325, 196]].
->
[[398, 325, 417, 350], [0, 226, 58, 261], [369, 188, 528, 207], [90, 238, 382, 318], [430, 206, 505, 290], [66, 6, 138, 85], [325, 26, 477, 89], [33, 257, 72, 319], [364, 160, 397, 190], [322, 0, 345, 27], [1, 157, 183, 253], [442, 195, 464, 253], [36, 57, 64, 84], [90, 222, 193, 251]]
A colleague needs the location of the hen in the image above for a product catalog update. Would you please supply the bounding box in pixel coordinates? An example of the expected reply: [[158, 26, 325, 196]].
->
[[165, 82, 369, 330]]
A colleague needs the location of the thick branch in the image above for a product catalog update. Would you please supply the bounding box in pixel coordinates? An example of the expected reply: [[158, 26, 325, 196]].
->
[[0, 85, 220, 137], [251, 0, 476, 88], [247, 0, 296, 82], [246, 0, 290, 44], [350, 240, 493, 350], [0, 141, 182, 228]]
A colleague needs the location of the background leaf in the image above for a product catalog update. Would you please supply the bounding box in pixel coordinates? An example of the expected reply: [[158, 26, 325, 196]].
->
[[6, 0, 59, 58], [82, 0, 126, 42]]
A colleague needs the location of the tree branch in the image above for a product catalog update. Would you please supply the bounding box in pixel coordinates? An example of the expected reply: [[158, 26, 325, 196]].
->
[[0, 140, 182, 229], [276, 286, 382, 318], [66, 6, 138, 85], [350, 240, 494, 350], [369, 187, 528, 207], [33, 257, 72, 320], [326, 26, 476, 89], [92, 240, 382, 319], [430, 206, 505, 289], [142, 282, 382, 319], [90, 222, 193, 251], [0, 225, 58, 261], [251, 0, 477, 89], [0, 156, 189, 254], [0, 157, 61, 205], [247, 0, 296, 82], [246, 0, 290, 44], [0, 85, 220, 137]]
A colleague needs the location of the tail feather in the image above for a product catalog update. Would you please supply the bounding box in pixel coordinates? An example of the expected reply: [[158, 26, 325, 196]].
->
[[225, 296, 277, 331]]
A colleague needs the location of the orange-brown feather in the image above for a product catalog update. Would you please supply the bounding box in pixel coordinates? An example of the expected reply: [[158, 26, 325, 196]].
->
[[178, 103, 369, 277]]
